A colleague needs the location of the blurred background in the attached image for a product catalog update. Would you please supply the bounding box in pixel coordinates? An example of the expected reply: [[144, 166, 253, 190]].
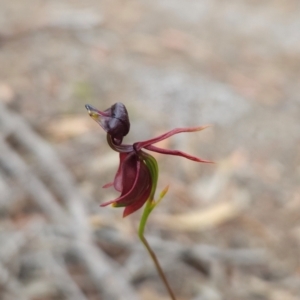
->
[[0, 1, 300, 299]]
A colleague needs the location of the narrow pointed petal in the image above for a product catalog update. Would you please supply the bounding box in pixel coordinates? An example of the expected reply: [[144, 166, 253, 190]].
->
[[134, 126, 210, 150], [102, 182, 113, 188], [145, 145, 214, 163]]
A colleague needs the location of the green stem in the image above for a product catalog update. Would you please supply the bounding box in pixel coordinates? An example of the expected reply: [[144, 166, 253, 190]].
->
[[138, 199, 176, 300]]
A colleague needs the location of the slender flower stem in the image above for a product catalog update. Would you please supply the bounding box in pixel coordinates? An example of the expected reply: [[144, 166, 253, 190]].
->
[[138, 198, 176, 300]]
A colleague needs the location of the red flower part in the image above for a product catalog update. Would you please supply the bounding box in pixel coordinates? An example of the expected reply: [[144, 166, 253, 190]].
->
[[100, 152, 152, 217], [134, 126, 208, 150], [85, 103, 130, 145], [145, 144, 211, 163], [134, 126, 212, 163], [85, 103, 212, 217]]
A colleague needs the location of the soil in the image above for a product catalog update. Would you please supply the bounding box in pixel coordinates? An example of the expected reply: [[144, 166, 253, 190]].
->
[[0, 1, 299, 300]]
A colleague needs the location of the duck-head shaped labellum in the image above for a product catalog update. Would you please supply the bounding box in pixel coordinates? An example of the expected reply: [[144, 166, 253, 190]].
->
[[85, 102, 130, 145]]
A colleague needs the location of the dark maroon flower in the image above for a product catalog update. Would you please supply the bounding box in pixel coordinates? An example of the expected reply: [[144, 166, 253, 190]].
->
[[102, 152, 152, 217], [85, 103, 129, 145], [86, 103, 211, 217]]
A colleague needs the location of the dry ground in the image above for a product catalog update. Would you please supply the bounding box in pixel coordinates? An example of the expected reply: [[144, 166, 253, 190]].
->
[[0, 1, 300, 300]]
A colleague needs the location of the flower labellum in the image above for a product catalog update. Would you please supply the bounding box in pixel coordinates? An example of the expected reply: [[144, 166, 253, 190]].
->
[[85, 102, 130, 145], [86, 103, 212, 217]]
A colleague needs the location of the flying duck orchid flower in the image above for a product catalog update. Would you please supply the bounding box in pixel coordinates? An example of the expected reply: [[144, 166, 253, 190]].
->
[[85, 102, 211, 217]]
